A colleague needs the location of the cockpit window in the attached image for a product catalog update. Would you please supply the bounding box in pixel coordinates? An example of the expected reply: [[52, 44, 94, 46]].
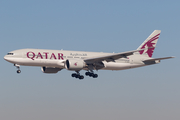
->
[[7, 53, 14, 55]]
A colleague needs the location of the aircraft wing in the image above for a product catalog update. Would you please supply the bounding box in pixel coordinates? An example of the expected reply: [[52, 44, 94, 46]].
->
[[84, 49, 145, 63], [143, 56, 175, 62]]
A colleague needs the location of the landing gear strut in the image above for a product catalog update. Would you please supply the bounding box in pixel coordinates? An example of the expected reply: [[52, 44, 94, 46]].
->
[[71, 71, 84, 80], [14, 64, 21, 74]]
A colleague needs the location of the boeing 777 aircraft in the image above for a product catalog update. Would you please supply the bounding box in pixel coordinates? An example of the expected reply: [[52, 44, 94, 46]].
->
[[4, 30, 174, 79]]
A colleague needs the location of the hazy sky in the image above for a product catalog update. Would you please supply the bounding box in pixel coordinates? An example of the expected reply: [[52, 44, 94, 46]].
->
[[0, 0, 180, 120]]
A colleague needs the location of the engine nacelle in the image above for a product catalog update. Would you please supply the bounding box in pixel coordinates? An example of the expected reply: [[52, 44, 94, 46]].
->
[[41, 67, 61, 73], [65, 59, 85, 71]]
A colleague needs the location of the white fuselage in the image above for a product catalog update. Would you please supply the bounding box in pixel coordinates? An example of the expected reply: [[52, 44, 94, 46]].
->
[[4, 48, 153, 71]]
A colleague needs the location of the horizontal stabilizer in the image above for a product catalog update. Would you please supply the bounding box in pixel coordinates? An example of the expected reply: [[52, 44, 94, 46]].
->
[[143, 56, 175, 62]]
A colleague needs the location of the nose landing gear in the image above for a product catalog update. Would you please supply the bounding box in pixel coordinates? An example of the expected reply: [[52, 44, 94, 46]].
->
[[14, 64, 21, 74]]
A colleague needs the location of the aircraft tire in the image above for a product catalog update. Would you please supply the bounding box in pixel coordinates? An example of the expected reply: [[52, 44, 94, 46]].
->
[[93, 74, 98, 78], [89, 73, 93, 77], [17, 70, 21, 74], [85, 72, 90, 76], [75, 74, 80, 78], [72, 73, 76, 77], [79, 75, 84, 80]]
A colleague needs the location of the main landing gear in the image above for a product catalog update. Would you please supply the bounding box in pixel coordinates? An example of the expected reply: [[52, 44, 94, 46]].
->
[[85, 71, 98, 78], [71, 72, 84, 80], [71, 71, 98, 80], [14, 64, 21, 74]]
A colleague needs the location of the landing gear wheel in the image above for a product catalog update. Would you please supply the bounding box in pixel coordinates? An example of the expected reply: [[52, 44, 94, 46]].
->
[[89, 73, 94, 77], [72, 73, 76, 77], [85, 72, 90, 76], [75, 74, 80, 78], [79, 75, 84, 80], [93, 74, 98, 78], [17, 70, 21, 74]]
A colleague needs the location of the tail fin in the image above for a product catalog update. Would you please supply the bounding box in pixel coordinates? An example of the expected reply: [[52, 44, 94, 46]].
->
[[137, 30, 161, 57]]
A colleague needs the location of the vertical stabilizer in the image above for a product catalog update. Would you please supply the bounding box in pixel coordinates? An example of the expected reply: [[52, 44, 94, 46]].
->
[[137, 30, 161, 57]]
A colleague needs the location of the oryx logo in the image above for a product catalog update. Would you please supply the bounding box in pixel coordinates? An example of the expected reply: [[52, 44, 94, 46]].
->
[[139, 33, 160, 57], [74, 62, 77, 66]]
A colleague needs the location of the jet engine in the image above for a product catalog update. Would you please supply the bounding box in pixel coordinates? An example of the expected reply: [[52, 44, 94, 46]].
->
[[65, 59, 85, 71], [41, 67, 62, 73]]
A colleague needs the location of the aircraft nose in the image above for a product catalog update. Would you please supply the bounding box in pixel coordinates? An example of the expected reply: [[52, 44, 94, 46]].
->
[[4, 55, 8, 61]]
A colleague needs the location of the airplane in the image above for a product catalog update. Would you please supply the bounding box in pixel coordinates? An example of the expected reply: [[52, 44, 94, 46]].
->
[[4, 30, 174, 79]]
